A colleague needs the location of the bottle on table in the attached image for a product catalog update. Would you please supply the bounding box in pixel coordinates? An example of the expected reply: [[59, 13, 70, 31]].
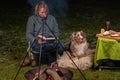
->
[[106, 21, 110, 31]]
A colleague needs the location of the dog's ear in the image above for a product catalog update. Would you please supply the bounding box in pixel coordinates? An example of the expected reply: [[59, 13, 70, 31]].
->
[[80, 31, 86, 38]]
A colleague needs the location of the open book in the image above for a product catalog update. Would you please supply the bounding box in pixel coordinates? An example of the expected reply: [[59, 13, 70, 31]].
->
[[38, 35, 55, 40]]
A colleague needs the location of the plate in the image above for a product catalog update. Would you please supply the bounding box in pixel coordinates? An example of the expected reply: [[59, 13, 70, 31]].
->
[[103, 31, 110, 36], [111, 34, 120, 37]]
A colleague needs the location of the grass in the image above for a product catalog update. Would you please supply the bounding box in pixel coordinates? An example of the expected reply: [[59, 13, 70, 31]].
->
[[0, 1, 120, 80]]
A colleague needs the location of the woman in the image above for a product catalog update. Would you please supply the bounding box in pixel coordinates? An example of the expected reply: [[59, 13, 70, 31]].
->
[[26, 1, 64, 66]]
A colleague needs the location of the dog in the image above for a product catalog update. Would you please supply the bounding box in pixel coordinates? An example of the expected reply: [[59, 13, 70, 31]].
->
[[70, 31, 89, 58], [24, 64, 73, 80], [57, 31, 95, 70]]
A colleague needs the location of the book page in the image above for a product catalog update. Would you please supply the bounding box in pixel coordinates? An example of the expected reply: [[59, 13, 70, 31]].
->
[[38, 35, 55, 40]]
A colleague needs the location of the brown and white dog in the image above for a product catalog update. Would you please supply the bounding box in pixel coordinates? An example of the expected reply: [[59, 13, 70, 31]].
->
[[70, 31, 89, 58], [57, 31, 95, 70]]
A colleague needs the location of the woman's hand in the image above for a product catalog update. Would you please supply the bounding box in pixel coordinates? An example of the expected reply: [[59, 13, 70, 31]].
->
[[38, 38, 46, 44]]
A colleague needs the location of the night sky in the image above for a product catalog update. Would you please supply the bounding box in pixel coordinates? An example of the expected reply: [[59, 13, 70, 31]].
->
[[1, 0, 120, 9], [1, 0, 120, 17]]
